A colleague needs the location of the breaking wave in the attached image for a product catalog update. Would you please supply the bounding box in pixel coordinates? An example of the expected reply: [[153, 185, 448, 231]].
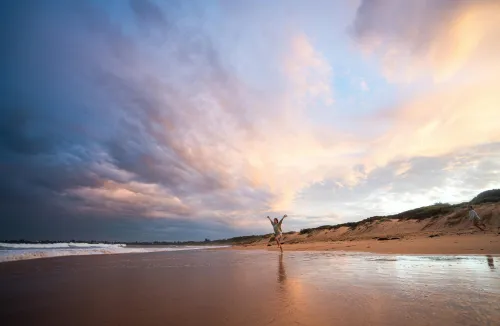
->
[[0, 242, 127, 249], [0, 242, 229, 262]]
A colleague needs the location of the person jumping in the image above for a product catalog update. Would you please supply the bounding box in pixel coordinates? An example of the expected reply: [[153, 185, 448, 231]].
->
[[267, 214, 287, 252]]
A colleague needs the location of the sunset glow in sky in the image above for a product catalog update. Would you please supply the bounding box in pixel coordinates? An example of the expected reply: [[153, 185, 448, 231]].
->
[[1, 0, 500, 241]]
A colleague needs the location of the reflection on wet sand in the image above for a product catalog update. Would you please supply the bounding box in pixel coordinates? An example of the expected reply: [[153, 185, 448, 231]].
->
[[1, 251, 499, 326], [277, 252, 286, 284], [487, 255, 495, 270]]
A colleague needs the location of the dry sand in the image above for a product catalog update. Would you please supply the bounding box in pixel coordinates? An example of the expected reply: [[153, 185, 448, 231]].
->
[[234, 234, 500, 254]]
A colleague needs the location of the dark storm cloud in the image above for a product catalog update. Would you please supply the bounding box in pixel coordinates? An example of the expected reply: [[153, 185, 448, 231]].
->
[[0, 0, 274, 241], [129, 0, 168, 27]]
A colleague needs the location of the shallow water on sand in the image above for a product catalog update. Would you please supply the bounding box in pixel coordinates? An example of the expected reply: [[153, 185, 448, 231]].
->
[[0, 251, 499, 326]]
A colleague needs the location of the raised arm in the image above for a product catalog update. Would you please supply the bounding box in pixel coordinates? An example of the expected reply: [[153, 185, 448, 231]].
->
[[267, 216, 274, 225], [278, 214, 287, 226]]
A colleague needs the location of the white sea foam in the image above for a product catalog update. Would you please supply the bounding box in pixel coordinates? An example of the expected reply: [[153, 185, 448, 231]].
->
[[0, 242, 126, 249], [0, 243, 229, 262]]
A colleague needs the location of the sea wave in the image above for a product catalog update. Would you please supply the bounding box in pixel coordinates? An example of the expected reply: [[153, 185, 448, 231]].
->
[[0, 243, 229, 262], [0, 242, 126, 249]]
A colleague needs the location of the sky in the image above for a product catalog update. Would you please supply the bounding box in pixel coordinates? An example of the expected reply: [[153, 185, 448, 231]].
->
[[1, 0, 499, 241]]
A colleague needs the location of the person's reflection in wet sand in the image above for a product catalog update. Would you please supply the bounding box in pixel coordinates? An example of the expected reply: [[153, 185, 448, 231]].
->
[[278, 252, 287, 285], [487, 255, 495, 270], [276, 252, 291, 311]]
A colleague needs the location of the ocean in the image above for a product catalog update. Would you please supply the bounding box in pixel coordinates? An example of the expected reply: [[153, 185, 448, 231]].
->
[[0, 242, 230, 262]]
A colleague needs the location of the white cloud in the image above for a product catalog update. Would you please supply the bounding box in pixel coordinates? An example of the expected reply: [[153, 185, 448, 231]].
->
[[284, 33, 334, 106]]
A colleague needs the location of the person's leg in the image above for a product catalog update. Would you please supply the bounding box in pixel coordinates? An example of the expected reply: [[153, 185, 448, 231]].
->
[[275, 234, 282, 251]]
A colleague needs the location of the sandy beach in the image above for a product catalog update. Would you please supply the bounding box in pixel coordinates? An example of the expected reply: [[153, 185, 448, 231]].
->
[[1, 205, 499, 325], [1, 204, 499, 326], [1, 249, 499, 326]]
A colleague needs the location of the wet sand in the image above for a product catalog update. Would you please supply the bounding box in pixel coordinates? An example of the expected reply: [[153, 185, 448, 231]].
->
[[1, 250, 499, 326], [234, 234, 500, 254]]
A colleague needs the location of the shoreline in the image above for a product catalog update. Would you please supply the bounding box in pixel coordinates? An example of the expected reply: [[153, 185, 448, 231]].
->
[[1, 233, 499, 264]]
